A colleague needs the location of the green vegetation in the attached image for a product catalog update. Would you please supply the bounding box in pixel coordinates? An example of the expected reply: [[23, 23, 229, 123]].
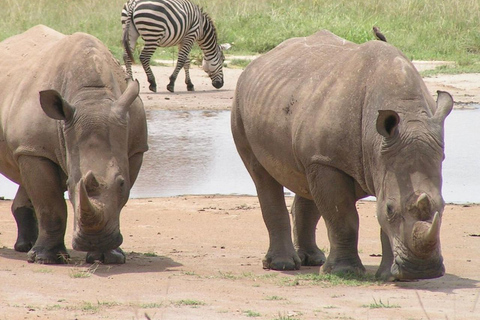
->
[[273, 313, 300, 320], [244, 310, 262, 317], [173, 299, 206, 307], [2, 0, 479, 72], [362, 297, 401, 309], [68, 263, 100, 279], [142, 251, 159, 257], [281, 272, 380, 287], [138, 302, 165, 308]]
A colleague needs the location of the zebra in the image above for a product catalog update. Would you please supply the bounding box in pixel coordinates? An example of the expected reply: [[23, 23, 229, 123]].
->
[[121, 0, 227, 93]]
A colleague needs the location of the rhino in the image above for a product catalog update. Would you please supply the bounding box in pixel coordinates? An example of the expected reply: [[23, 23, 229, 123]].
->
[[231, 30, 453, 280], [0, 25, 148, 264]]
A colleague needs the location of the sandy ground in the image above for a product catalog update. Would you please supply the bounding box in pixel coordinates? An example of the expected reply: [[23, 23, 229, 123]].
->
[[1, 63, 480, 320]]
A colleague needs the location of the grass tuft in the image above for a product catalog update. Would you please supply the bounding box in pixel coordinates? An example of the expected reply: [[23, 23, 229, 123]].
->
[[362, 297, 401, 309], [280, 271, 380, 287]]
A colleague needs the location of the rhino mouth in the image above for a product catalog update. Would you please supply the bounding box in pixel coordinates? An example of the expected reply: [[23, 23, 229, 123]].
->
[[72, 229, 123, 252], [391, 254, 445, 280]]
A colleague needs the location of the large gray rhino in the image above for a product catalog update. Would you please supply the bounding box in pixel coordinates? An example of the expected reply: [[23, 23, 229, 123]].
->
[[0, 25, 148, 264], [231, 30, 453, 280]]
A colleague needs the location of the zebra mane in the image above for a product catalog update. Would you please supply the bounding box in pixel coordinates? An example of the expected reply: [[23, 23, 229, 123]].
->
[[199, 6, 218, 40]]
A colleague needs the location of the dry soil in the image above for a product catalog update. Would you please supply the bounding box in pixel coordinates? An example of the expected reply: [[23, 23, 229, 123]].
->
[[0, 63, 479, 320]]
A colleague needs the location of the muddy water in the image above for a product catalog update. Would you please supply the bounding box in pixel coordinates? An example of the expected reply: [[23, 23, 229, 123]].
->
[[130, 110, 253, 198], [0, 109, 479, 203]]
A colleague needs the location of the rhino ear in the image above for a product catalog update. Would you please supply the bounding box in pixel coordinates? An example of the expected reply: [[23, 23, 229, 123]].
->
[[434, 91, 453, 123], [115, 79, 140, 116], [376, 110, 400, 138], [39, 90, 75, 121]]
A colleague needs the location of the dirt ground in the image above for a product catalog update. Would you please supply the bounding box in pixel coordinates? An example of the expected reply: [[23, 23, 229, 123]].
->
[[1, 63, 480, 320]]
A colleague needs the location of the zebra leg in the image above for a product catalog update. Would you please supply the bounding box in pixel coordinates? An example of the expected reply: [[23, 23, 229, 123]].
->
[[167, 41, 195, 93], [139, 43, 158, 92], [184, 58, 195, 91]]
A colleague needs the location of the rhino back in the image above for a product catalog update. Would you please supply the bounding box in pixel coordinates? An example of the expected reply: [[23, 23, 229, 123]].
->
[[234, 30, 371, 193], [234, 30, 433, 196]]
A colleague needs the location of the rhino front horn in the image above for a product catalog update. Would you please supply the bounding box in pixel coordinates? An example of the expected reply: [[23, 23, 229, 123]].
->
[[425, 212, 441, 245], [79, 172, 103, 229], [412, 212, 441, 257]]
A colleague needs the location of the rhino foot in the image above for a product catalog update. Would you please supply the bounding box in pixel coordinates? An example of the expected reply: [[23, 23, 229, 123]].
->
[[321, 256, 365, 276], [375, 265, 395, 281], [14, 237, 36, 253], [86, 248, 126, 264], [27, 245, 69, 264], [262, 253, 301, 271], [297, 248, 326, 267]]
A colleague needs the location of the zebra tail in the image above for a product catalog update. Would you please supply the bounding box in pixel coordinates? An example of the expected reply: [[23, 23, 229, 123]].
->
[[123, 18, 135, 63]]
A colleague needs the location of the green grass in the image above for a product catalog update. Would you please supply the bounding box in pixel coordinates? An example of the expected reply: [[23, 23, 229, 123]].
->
[[2, 0, 479, 73], [244, 310, 262, 317], [142, 252, 159, 257], [68, 263, 100, 279], [281, 272, 380, 287], [174, 299, 206, 307], [362, 298, 401, 309], [137, 302, 164, 308], [273, 313, 300, 320]]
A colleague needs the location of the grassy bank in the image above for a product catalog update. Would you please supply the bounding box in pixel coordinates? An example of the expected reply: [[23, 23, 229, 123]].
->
[[2, 0, 479, 71]]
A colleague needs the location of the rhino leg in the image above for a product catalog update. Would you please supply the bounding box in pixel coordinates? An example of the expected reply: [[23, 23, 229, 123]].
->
[[234, 149, 300, 270], [86, 248, 126, 264], [256, 174, 300, 270], [292, 195, 326, 266], [308, 165, 365, 276], [375, 229, 395, 280], [18, 156, 69, 264], [12, 186, 38, 252]]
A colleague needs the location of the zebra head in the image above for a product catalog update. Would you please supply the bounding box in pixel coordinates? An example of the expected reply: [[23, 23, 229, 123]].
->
[[202, 44, 228, 89]]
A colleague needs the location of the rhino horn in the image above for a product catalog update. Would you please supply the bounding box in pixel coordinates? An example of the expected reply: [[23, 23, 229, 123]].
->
[[79, 172, 103, 228], [416, 193, 431, 214], [115, 79, 140, 116], [425, 212, 441, 245], [412, 212, 441, 256]]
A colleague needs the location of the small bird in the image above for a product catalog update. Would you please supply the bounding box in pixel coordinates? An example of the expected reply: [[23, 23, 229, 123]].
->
[[373, 26, 387, 42]]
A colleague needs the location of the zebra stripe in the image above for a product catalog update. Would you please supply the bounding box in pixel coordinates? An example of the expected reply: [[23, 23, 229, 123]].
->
[[121, 0, 225, 93]]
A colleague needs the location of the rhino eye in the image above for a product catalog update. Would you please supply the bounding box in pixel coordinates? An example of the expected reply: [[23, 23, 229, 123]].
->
[[386, 201, 397, 221], [116, 175, 125, 189]]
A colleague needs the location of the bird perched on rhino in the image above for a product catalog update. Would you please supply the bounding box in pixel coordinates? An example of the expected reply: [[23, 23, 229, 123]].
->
[[373, 26, 387, 42]]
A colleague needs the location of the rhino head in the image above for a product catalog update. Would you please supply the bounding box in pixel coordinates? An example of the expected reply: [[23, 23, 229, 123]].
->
[[39, 80, 140, 258], [374, 91, 453, 280]]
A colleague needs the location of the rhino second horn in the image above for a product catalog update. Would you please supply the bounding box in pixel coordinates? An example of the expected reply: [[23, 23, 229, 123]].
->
[[416, 193, 431, 216], [84, 170, 100, 195]]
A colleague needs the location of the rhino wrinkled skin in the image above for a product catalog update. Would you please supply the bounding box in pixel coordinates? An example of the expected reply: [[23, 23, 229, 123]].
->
[[231, 30, 453, 280], [0, 25, 148, 264]]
